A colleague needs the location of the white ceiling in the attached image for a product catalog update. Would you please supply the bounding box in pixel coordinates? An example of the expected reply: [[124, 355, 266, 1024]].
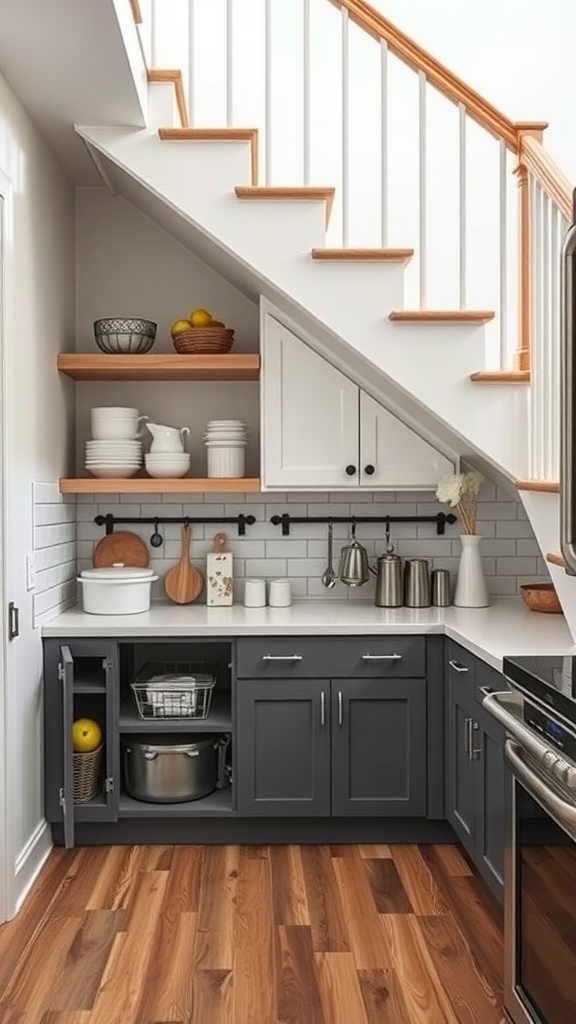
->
[[0, 0, 146, 182]]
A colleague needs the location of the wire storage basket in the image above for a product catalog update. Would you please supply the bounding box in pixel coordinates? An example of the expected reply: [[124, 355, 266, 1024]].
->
[[73, 745, 104, 804], [131, 662, 217, 720]]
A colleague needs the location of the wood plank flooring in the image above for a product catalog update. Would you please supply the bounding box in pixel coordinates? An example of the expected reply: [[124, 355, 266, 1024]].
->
[[0, 843, 505, 1023]]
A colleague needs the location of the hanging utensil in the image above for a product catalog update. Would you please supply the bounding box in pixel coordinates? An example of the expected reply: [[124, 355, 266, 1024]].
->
[[206, 532, 233, 606], [93, 530, 149, 568], [164, 523, 204, 604], [321, 521, 338, 588], [338, 522, 370, 587]]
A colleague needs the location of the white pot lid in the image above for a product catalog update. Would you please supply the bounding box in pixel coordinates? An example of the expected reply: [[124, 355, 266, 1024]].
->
[[81, 564, 155, 580]]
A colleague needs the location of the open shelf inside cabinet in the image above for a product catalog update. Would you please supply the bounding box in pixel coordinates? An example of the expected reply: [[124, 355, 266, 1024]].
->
[[59, 477, 261, 494], [119, 687, 232, 733], [118, 787, 236, 817], [57, 353, 260, 381]]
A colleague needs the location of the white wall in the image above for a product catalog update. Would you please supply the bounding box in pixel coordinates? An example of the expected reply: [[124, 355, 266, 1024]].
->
[[0, 70, 76, 915], [373, 0, 576, 181]]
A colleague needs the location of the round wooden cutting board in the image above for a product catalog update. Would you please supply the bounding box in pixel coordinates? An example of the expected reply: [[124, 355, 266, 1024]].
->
[[93, 531, 150, 568]]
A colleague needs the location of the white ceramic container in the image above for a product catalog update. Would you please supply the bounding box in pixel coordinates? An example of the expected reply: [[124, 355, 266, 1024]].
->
[[78, 565, 159, 615], [207, 446, 245, 478], [268, 578, 292, 607]]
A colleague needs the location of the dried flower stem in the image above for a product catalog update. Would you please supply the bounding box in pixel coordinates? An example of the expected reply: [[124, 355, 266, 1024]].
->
[[457, 499, 477, 535]]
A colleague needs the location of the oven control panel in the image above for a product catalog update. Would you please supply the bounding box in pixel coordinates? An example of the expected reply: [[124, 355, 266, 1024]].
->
[[525, 704, 576, 765]]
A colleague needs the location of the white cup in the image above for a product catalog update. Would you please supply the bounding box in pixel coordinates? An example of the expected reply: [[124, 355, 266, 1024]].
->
[[243, 578, 267, 608], [268, 578, 292, 608]]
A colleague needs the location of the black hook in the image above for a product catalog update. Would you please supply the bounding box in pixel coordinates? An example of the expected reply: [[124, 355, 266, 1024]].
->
[[150, 519, 163, 548], [351, 517, 356, 539]]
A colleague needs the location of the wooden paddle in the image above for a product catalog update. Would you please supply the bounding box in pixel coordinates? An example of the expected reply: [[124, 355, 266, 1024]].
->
[[163, 524, 204, 604]]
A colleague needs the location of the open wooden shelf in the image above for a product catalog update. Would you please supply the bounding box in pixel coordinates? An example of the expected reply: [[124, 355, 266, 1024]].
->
[[59, 478, 261, 494], [57, 353, 260, 382]]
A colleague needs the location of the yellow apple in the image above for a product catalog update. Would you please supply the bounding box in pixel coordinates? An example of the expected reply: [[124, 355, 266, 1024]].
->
[[72, 718, 103, 753]]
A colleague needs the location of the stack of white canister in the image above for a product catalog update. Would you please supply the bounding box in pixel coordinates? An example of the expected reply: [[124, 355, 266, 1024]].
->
[[204, 420, 248, 478]]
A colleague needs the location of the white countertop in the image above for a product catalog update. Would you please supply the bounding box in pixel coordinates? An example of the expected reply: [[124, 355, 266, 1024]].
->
[[42, 598, 576, 671]]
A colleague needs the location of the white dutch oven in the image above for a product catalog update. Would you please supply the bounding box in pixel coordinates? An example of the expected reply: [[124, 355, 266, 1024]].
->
[[78, 564, 159, 615]]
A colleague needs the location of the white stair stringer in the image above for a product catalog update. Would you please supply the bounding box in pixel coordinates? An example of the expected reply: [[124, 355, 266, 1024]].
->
[[77, 123, 529, 479], [519, 490, 576, 642]]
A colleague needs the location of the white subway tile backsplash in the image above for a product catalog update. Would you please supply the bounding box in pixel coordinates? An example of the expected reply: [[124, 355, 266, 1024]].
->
[[43, 477, 550, 610]]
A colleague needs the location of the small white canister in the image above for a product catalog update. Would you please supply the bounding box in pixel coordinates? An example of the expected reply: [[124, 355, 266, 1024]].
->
[[78, 565, 159, 615]]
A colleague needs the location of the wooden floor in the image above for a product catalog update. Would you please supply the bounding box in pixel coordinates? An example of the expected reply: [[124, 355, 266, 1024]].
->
[[0, 843, 505, 1023]]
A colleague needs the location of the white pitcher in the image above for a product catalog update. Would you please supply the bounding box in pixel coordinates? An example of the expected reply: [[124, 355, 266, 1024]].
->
[[146, 422, 190, 453]]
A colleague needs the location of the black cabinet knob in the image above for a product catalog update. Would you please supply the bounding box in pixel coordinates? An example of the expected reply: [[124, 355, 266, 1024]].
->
[[345, 464, 357, 476], [364, 464, 375, 475]]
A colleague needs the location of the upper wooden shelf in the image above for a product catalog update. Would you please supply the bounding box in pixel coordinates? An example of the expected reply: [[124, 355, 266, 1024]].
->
[[57, 353, 260, 382], [59, 478, 261, 494]]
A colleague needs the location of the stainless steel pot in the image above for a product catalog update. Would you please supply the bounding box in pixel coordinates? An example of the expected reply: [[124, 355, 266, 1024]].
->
[[121, 733, 228, 802]]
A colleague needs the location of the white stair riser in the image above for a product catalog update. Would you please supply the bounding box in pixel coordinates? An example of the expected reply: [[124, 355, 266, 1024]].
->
[[147, 82, 179, 129]]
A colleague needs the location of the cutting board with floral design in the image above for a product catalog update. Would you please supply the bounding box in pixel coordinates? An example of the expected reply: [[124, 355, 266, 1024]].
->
[[206, 532, 233, 606]]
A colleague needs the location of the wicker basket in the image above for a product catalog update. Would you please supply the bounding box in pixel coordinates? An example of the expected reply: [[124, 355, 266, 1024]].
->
[[73, 744, 104, 804], [172, 326, 234, 354]]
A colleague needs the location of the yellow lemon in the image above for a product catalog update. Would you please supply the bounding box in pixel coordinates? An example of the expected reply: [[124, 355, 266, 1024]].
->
[[189, 308, 213, 327], [170, 319, 192, 336], [72, 718, 103, 753]]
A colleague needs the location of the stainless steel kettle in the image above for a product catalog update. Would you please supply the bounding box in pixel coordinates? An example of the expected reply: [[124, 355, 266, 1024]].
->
[[371, 553, 404, 607], [338, 526, 370, 586]]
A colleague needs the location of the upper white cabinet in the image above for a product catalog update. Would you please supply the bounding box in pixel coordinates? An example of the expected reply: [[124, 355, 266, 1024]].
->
[[262, 315, 454, 490]]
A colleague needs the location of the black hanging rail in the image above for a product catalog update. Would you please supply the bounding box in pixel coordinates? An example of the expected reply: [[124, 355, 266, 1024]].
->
[[270, 512, 457, 537], [94, 512, 256, 545]]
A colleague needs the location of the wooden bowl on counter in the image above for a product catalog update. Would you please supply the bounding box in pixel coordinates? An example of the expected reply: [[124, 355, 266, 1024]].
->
[[520, 582, 562, 614]]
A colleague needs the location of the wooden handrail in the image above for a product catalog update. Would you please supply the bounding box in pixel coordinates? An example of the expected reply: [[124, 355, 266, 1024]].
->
[[520, 134, 572, 221], [327, 0, 521, 150]]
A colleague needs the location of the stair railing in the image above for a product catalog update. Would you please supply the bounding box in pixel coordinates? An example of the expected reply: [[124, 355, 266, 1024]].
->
[[142, 0, 571, 473]]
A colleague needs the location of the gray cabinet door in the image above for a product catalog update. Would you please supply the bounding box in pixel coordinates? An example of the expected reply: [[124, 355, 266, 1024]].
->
[[331, 679, 427, 816], [236, 679, 331, 816], [43, 639, 119, 846], [476, 704, 506, 901], [446, 662, 476, 853]]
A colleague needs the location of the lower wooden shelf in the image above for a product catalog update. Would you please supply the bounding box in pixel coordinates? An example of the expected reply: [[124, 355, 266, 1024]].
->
[[118, 786, 235, 817], [59, 477, 261, 494]]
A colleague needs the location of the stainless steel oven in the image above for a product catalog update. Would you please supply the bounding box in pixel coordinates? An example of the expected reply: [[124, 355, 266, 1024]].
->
[[485, 656, 576, 1024]]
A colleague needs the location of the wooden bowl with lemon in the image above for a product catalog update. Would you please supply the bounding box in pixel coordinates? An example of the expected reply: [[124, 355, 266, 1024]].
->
[[171, 309, 235, 354]]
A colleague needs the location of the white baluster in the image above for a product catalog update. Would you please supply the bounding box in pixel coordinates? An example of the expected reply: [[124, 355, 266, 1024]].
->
[[380, 39, 388, 247], [265, 0, 272, 185], [531, 180, 543, 477], [303, 0, 311, 185], [542, 193, 553, 478], [418, 71, 427, 308], [498, 140, 508, 369], [458, 103, 467, 309], [341, 7, 350, 247], [226, 0, 233, 127], [188, 0, 195, 126], [150, 0, 158, 67]]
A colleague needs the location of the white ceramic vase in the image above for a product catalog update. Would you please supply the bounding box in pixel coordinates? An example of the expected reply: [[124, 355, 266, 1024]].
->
[[454, 534, 490, 608]]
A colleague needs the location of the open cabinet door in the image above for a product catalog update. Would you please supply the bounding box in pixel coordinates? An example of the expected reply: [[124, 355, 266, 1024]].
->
[[0, 180, 9, 924]]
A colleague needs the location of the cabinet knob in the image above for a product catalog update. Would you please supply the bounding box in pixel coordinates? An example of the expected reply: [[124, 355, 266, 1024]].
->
[[364, 464, 375, 475], [345, 464, 357, 476]]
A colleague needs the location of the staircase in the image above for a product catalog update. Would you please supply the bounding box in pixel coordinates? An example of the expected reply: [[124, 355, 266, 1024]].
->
[[77, 0, 574, 631]]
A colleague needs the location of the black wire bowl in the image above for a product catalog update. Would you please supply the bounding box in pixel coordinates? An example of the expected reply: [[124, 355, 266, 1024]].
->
[[94, 318, 157, 354]]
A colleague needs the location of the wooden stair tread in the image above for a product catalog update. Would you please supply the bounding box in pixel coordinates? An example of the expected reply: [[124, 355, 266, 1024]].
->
[[389, 310, 495, 323], [235, 186, 335, 226], [470, 370, 530, 383], [514, 479, 560, 493], [311, 247, 414, 263], [148, 70, 189, 128], [159, 127, 258, 183], [546, 552, 566, 567]]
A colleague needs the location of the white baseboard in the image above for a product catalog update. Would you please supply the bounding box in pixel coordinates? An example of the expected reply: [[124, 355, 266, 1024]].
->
[[14, 818, 53, 913]]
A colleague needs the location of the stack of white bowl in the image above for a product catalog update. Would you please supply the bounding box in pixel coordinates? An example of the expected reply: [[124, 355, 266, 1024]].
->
[[86, 407, 145, 479], [204, 419, 248, 478]]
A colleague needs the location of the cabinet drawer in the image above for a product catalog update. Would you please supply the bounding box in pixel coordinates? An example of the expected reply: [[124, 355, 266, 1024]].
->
[[236, 636, 425, 678], [447, 640, 476, 683]]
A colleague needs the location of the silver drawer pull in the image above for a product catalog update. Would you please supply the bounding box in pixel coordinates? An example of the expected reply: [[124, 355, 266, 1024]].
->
[[262, 654, 303, 662], [449, 660, 469, 673], [362, 653, 402, 661]]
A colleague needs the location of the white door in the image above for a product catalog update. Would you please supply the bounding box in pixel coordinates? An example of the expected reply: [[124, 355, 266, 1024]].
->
[[360, 392, 454, 489], [0, 183, 8, 924], [262, 316, 359, 488]]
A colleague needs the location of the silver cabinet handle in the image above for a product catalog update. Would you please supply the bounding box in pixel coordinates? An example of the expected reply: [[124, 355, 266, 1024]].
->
[[320, 691, 326, 727], [338, 691, 343, 726], [449, 660, 469, 673], [470, 721, 482, 759], [362, 653, 402, 661], [464, 716, 472, 757], [262, 654, 303, 662]]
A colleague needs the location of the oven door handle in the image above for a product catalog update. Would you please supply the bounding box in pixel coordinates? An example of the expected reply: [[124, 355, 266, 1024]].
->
[[505, 739, 576, 838]]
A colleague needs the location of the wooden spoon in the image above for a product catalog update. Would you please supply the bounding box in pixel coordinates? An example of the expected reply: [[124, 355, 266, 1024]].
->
[[164, 524, 204, 604]]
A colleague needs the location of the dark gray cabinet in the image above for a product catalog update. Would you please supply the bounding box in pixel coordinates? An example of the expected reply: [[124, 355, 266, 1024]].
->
[[446, 641, 506, 902], [236, 637, 429, 818], [43, 639, 119, 848]]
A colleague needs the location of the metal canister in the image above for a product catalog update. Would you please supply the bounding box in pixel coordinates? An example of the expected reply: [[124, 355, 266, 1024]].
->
[[431, 568, 452, 607], [404, 558, 431, 607], [374, 554, 404, 607]]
